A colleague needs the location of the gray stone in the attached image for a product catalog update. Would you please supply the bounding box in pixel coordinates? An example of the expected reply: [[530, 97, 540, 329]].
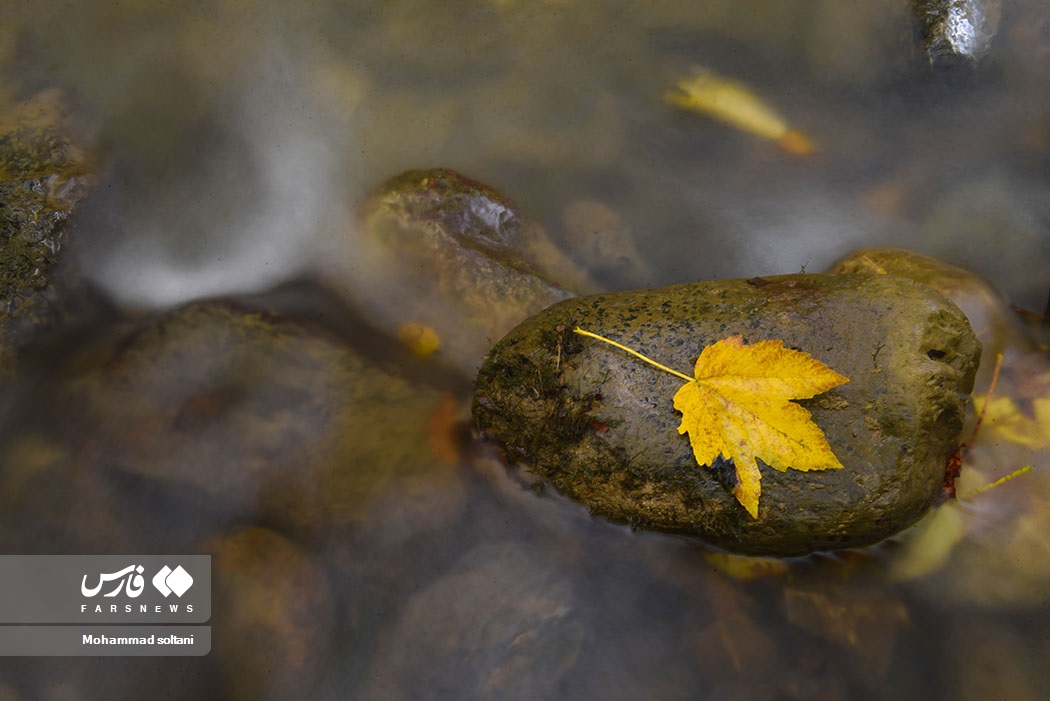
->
[[473, 274, 980, 556]]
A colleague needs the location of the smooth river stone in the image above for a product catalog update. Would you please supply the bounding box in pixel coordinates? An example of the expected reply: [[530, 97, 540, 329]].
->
[[473, 274, 980, 556], [321, 168, 586, 378]]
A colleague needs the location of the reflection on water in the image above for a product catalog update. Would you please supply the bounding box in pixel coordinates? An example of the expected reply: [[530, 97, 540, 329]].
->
[[1, 1, 1049, 699]]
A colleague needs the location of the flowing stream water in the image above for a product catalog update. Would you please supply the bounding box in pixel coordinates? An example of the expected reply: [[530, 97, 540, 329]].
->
[[2, 2, 1049, 699]]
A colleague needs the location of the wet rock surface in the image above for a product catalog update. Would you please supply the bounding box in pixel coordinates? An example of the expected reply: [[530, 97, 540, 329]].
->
[[912, 0, 1002, 69], [0, 90, 93, 374], [474, 273, 981, 556], [830, 248, 1036, 380], [322, 168, 585, 377], [3, 0, 1050, 698]]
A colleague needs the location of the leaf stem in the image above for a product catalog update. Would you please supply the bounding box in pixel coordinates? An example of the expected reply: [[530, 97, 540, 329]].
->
[[573, 327, 694, 382], [959, 464, 1032, 500]]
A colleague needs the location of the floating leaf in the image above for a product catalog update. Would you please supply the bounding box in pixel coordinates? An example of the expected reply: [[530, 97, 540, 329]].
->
[[890, 501, 966, 581], [891, 464, 1032, 581], [574, 330, 849, 517], [666, 66, 815, 155], [426, 393, 464, 465]]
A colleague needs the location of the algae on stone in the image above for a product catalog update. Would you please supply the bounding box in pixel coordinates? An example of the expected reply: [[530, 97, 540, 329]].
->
[[0, 91, 93, 374]]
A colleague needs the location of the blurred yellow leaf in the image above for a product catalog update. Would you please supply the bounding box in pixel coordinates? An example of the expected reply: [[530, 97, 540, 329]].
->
[[574, 330, 849, 518], [704, 551, 789, 580], [890, 502, 965, 580], [666, 66, 815, 155], [971, 395, 1050, 449]]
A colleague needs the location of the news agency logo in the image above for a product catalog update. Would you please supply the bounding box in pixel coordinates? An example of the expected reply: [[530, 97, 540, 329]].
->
[[152, 566, 194, 598], [0, 555, 209, 632], [81, 565, 194, 599]]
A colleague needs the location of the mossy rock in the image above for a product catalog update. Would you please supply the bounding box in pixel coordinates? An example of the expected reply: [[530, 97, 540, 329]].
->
[[474, 274, 980, 556], [0, 95, 93, 374]]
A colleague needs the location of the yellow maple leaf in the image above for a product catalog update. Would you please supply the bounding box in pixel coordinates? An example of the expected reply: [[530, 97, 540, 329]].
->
[[574, 330, 849, 518]]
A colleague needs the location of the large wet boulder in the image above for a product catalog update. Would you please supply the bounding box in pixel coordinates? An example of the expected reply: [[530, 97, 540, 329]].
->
[[474, 274, 980, 556]]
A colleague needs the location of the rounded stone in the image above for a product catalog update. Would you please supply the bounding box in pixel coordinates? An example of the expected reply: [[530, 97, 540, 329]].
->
[[322, 168, 584, 377], [473, 274, 980, 556], [361, 543, 583, 700]]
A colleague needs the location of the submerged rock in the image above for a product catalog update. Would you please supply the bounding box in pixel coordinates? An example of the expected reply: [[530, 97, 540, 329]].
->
[[208, 527, 334, 701], [322, 168, 587, 377], [942, 617, 1050, 701], [474, 274, 980, 556], [49, 299, 459, 535], [362, 543, 583, 700]]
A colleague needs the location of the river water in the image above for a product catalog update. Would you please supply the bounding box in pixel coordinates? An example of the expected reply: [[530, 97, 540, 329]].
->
[[2, 1, 1049, 699]]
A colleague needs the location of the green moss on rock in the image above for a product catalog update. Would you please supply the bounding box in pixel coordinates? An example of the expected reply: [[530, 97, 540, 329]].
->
[[0, 119, 92, 374]]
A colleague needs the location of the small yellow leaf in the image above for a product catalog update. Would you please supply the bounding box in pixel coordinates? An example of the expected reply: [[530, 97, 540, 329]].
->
[[397, 322, 441, 357], [574, 329, 849, 518], [673, 336, 849, 518]]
